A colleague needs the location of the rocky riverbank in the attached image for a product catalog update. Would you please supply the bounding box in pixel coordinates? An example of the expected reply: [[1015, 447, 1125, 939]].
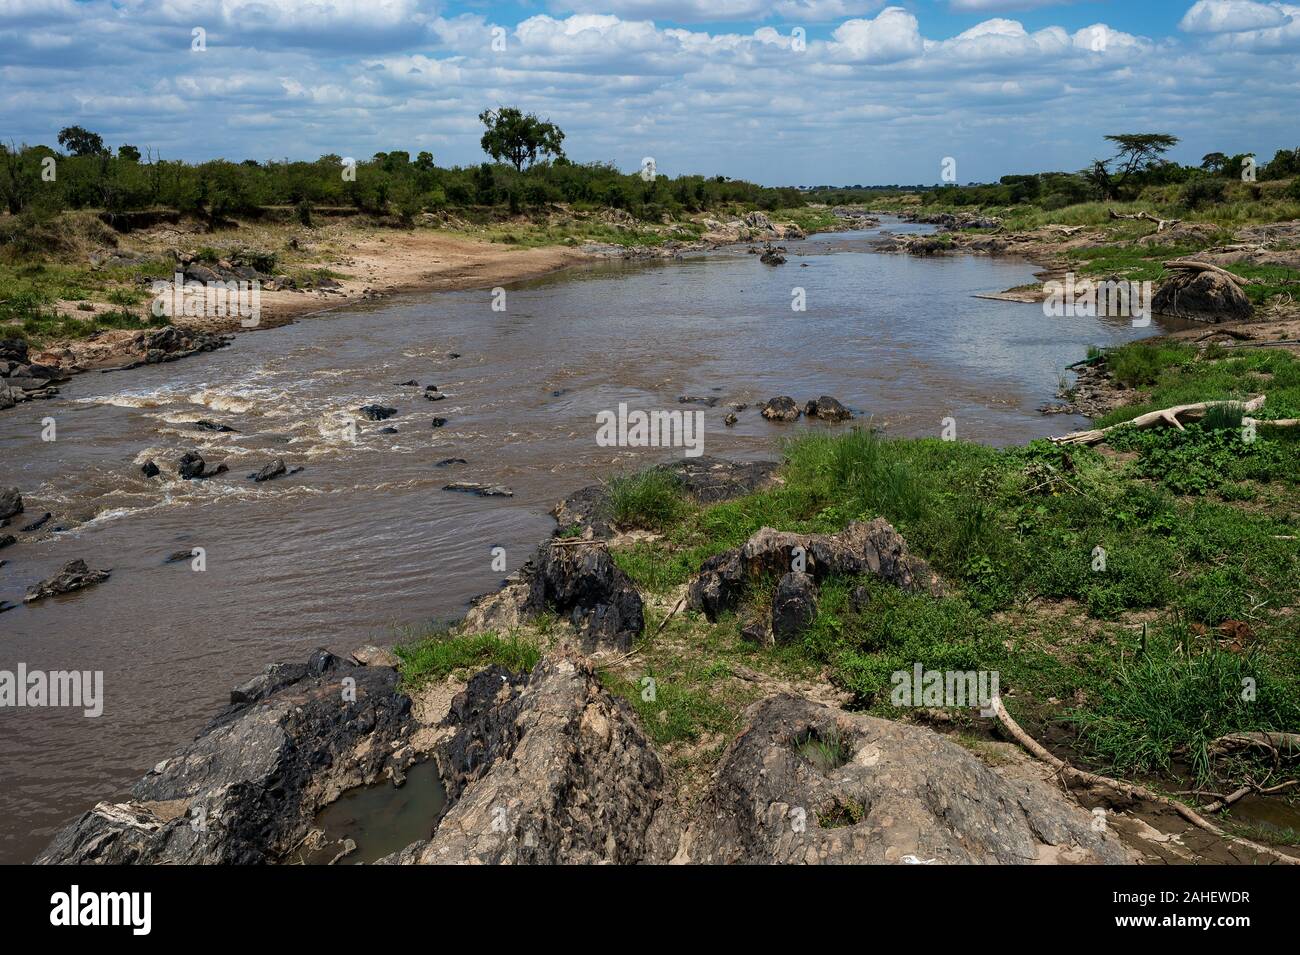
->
[[36, 455, 1289, 865]]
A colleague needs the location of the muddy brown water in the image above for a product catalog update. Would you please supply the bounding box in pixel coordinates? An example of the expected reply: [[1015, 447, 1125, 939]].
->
[[0, 222, 1180, 862]]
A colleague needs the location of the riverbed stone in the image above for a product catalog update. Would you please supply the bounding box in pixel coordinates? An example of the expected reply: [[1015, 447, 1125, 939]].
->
[[24, 559, 111, 603], [0, 487, 21, 521], [803, 395, 853, 422], [380, 652, 676, 864], [36, 650, 414, 864], [687, 694, 1134, 864], [761, 396, 801, 421]]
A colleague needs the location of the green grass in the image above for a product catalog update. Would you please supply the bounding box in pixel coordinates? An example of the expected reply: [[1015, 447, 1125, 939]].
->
[[394, 627, 541, 685], [598, 345, 1300, 794], [607, 468, 691, 532]]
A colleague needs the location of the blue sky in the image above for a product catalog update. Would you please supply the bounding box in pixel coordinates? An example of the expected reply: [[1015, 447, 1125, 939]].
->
[[0, 1, 1296, 185]]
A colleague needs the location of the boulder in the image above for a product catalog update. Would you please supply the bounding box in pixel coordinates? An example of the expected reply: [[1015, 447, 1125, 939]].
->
[[771, 571, 817, 643], [247, 459, 287, 483], [688, 519, 944, 621], [689, 694, 1134, 864], [760, 396, 801, 422], [443, 481, 512, 497], [1152, 270, 1254, 323], [804, 396, 853, 422], [36, 650, 415, 864], [0, 487, 21, 522], [527, 543, 644, 652], [358, 404, 397, 421], [24, 559, 111, 603], [380, 653, 675, 864], [140, 460, 160, 478], [177, 451, 226, 480]]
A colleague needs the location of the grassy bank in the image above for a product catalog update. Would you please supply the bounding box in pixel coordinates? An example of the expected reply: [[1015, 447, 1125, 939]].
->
[[397, 340, 1300, 829]]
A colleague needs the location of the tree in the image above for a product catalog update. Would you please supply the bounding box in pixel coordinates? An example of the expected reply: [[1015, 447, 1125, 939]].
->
[[478, 107, 565, 172], [1103, 133, 1179, 189], [1201, 152, 1227, 174], [118, 144, 141, 162], [57, 125, 107, 157]]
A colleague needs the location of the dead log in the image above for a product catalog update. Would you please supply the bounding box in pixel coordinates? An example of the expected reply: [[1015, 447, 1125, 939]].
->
[[991, 697, 1297, 864], [1050, 395, 1266, 446], [1108, 208, 1181, 232]]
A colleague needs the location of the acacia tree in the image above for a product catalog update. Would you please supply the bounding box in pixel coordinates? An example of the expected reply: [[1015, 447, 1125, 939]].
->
[[478, 107, 565, 171], [1086, 133, 1180, 199]]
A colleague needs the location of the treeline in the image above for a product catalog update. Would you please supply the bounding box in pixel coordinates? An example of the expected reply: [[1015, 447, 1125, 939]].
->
[[923, 135, 1300, 210], [0, 130, 807, 226]]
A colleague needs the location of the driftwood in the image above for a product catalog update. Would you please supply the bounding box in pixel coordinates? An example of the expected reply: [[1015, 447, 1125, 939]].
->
[[1209, 731, 1300, 759], [1050, 395, 1266, 446], [1163, 258, 1250, 288], [991, 697, 1298, 864], [1109, 208, 1180, 232]]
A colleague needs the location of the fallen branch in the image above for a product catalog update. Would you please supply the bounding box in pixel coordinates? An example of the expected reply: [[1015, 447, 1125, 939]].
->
[[991, 696, 1297, 864], [1108, 208, 1181, 232], [1209, 731, 1300, 759], [1163, 258, 1250, 288], [1050, 395, 1266, 446]]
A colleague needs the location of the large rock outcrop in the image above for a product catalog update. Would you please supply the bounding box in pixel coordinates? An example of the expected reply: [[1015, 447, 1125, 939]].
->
[[688, 519, 945, 622], [381, 652, 676, 864], [1152, 269, 1254, 324], [36, 650, 416, 864], [688, 695, 1133, 864]]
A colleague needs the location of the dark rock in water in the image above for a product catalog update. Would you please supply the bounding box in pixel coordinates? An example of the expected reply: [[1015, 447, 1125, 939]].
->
[[394, 379, 418, 387], [380, 652, 676, 865], [430, 417, 448, 428], [551, 388, 570, 398], [36, 650, 415, 864], [177, 451, 226, 480], [678, 395, 719, 407], [424, 384, 439, 392], [1152, 270, 1253, 323], [688, 520, 944, 622], [24, 559, 111, 603], [247, 458, 287, 483], [141, 460, 160, 478], [0, 600, 14, 613], [803, 395, 853, 422], [528, 543, 645, 652], [425, 391, 446, 401], [724, 412, 738, 426], [378, 426, 398, 434], [0, 487, 21, 522], [447, 352, 461, 359], [165, 549, 196, 564], [771, 571, 817, 643], [435, 457, 468, 467], [193, 419, 238, 433], [443, 481, 512, 497], [760, 396, 801, 422], [759, 246, 786, 265], [19, 512, 52, 532], [358, 404, 398, 421], [0, 534, 15, 550], [690, 694, 1133, 864]]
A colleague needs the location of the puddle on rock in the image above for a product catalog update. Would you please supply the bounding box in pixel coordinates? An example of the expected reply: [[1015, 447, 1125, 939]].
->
[[300, 760, 446, 865]]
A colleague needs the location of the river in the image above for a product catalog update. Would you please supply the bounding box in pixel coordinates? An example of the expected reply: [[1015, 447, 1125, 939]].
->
[[0, 221, 1175, 861]]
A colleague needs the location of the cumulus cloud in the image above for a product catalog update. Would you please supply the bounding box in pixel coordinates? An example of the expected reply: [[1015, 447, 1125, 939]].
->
[[0, 3, 1293, 185], [1179, 0, 1292, 33]]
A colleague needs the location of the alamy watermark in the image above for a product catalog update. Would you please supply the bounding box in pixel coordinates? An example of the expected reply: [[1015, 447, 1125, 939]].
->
[[890, 663, 1000, 717], [595, 403, 704, 458], [1, 664, 103, 717]]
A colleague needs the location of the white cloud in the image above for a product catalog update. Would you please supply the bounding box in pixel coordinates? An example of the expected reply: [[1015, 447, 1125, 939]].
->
[[1179, 0, 1292, 34], [831, 7, 924, 62]]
